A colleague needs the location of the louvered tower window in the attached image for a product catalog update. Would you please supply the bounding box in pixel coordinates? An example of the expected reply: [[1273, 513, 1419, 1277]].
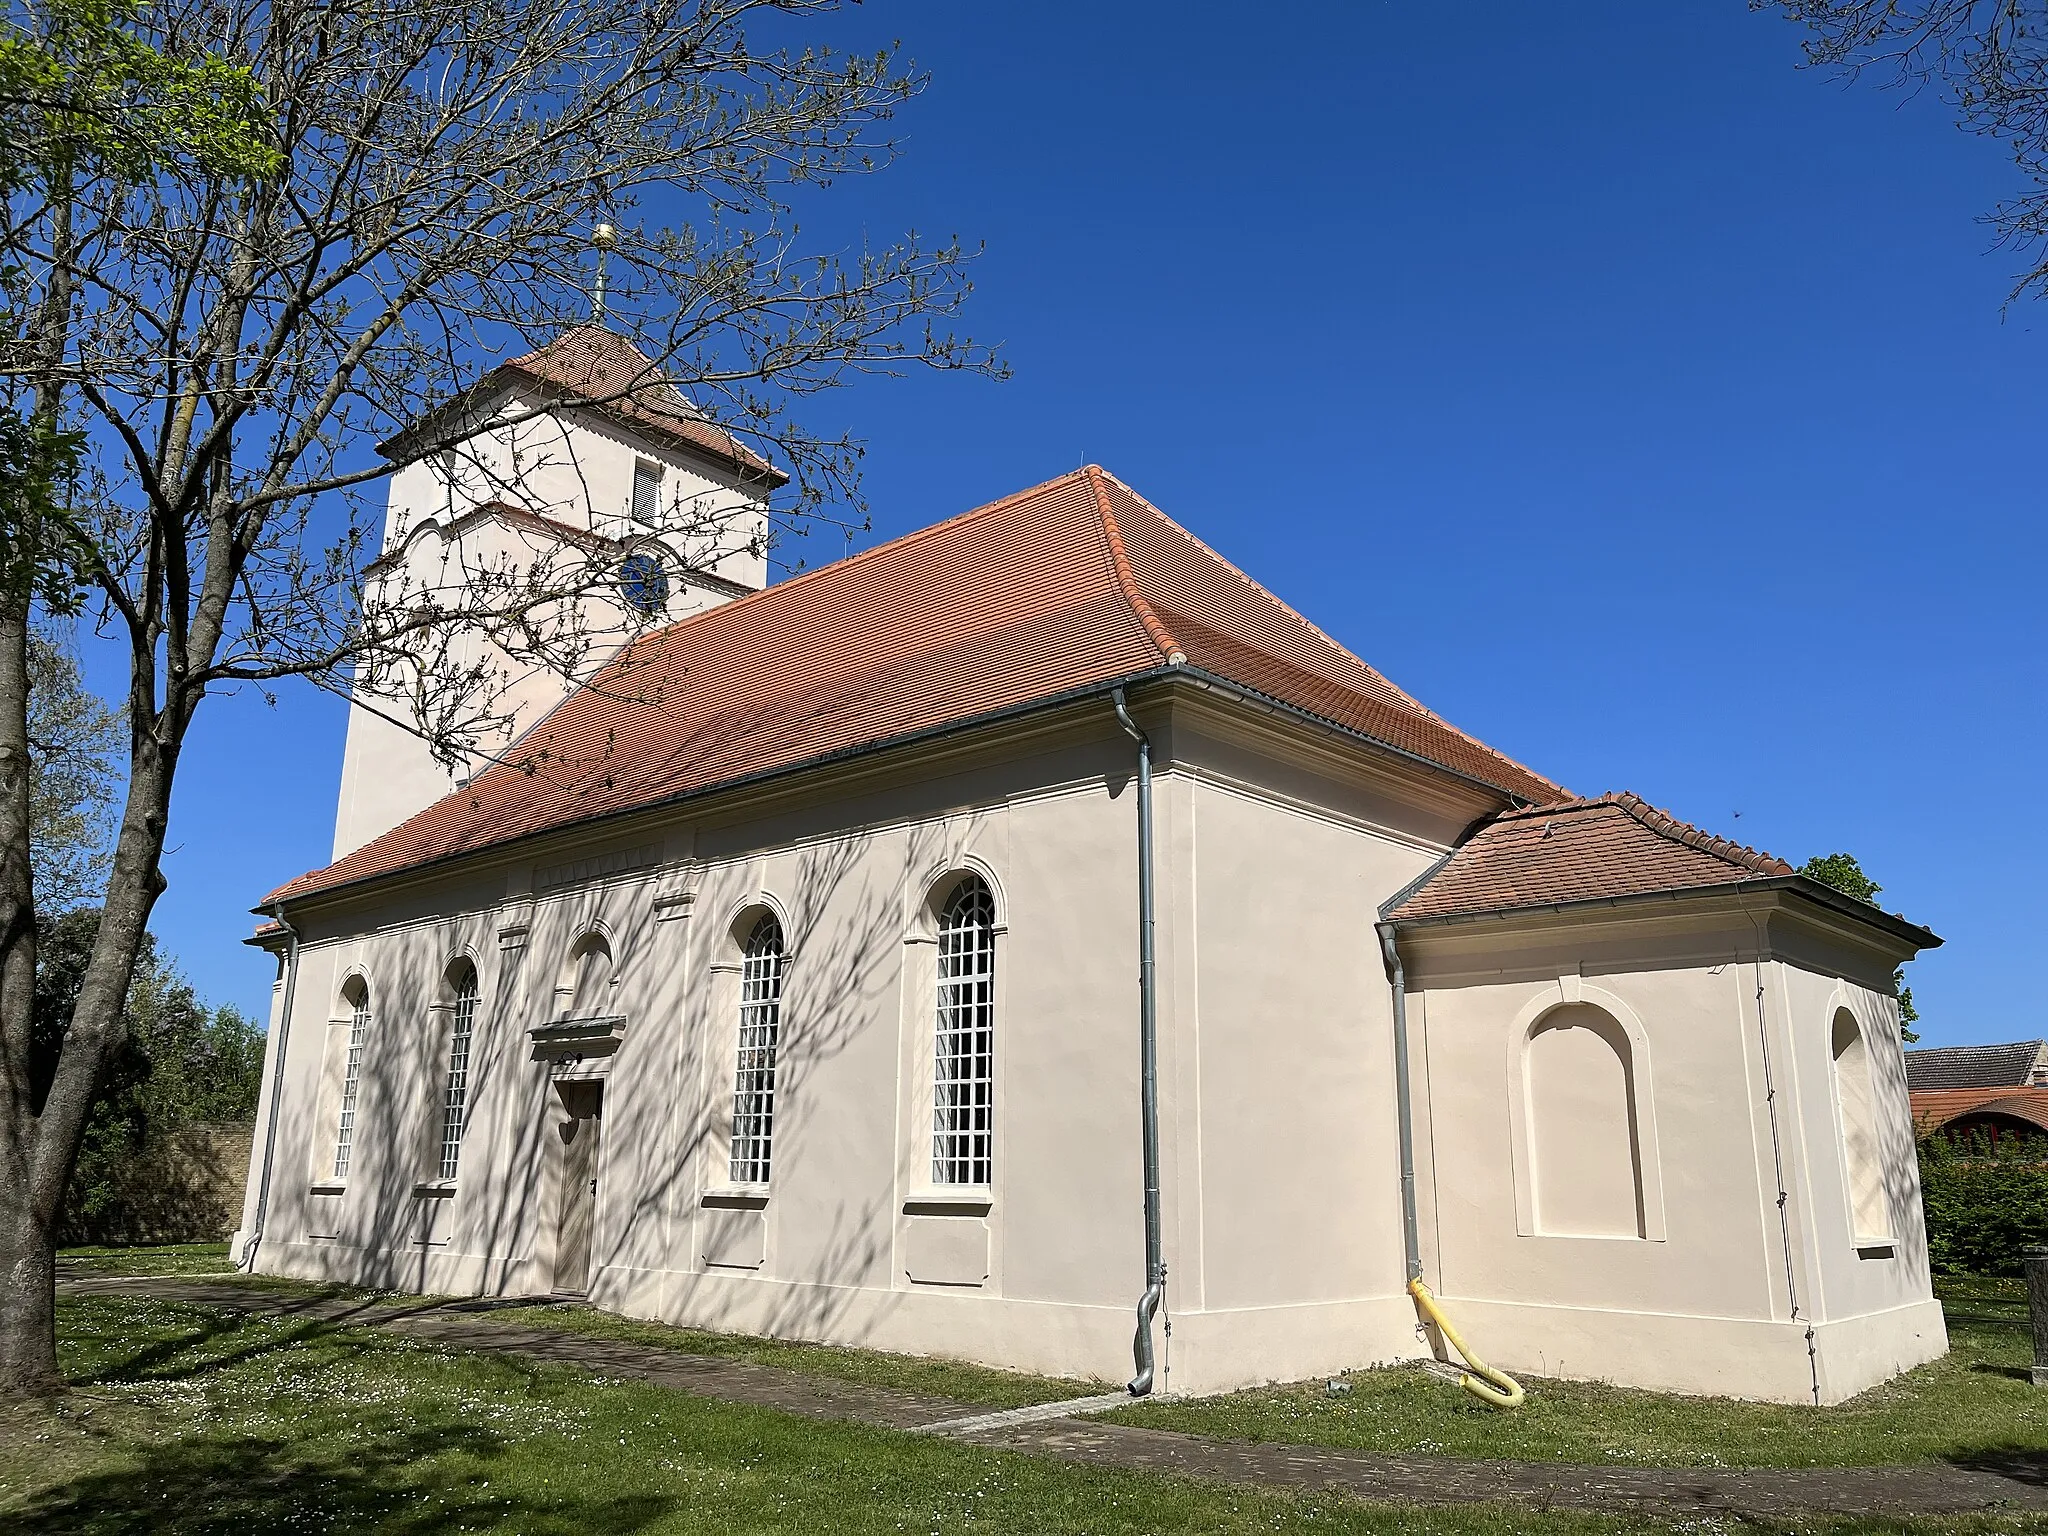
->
[[438, 965, 480, 1181], [333, 986, 372, 1179], [933, 877, 996, 1186], [728, 913, 785, 1185], [632, 458, 663, 524]]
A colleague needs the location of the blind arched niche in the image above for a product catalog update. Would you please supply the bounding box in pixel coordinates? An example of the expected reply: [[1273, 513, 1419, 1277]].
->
[[1506, 983, 1667, 1241], [1831, 1007, 1893, 1242]]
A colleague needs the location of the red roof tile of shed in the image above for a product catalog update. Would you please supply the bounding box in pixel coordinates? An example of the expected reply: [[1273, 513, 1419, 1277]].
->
[[1384, 793, 1796, 923], [1911, 1086, 2048, 1137], [267, 467, 1562, 906]]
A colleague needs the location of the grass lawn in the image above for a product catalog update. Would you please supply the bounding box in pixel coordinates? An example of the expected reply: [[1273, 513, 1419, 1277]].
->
[[56, 1244, 235, 1278], [2, 1292, 2035, 1536], [488, 1298, 1099, 1410], [1113, 1273, 2048, 1470]]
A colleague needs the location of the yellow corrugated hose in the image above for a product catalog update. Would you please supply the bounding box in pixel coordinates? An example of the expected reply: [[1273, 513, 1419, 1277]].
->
[[1407, 1277, 1524, 1409]]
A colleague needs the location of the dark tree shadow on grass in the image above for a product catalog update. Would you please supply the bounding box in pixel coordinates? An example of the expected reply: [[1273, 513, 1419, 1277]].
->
[[1966, 1361, 2034, 1383], [13, 1420, 677, 1534], [1945, 1448, 2048, 1489], [70, 1305, 385, 1391], [1942, 1310, 2030, 1331], [37, 1301, 679, 1534]]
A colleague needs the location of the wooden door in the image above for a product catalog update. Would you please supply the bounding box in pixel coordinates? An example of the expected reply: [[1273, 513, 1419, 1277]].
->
[[553, 1082, 603, 1295]]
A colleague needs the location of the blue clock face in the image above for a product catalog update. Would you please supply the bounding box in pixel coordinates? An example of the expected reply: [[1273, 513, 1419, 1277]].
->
[[619, 552, 670, 615]]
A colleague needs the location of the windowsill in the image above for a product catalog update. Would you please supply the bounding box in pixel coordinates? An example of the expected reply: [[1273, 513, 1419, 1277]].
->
[[1855, 1240, 1897, 1259], [904, 1189, 993, 1216], [308, 1180, 347, 1196], [413, 1180, 458, 1199], [701, 1187, 770, 1209]]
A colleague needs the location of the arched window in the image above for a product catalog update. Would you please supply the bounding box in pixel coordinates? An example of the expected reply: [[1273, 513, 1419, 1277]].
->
[[1525, 1004, 1644, 1238], [1832, 1009, 1891, 1240], [561, 932, 613, 1018], [728, 913, 785, 1186], [933, 876, 997, 1187], [333, 979, 372, 1180], [438, 962, 480, 1181]]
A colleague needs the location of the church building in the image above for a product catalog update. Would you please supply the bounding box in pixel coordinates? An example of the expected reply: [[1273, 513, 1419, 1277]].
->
[[235, 329, 1946, 1405]]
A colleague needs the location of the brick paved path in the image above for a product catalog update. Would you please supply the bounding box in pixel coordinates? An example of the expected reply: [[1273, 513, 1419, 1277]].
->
[[61, 1274, 2048, 1521]]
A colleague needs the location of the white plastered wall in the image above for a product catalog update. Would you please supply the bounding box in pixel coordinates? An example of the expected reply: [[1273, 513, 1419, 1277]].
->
[[250, 713, 1173, 1387], [1400, 903, 1944, 1404], [243, 694, 1506, 1396], [243, 684, 1946, 1404]]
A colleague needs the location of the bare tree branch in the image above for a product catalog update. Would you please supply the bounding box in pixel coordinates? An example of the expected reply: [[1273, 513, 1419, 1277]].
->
[[0, 0, 1002, 1395]]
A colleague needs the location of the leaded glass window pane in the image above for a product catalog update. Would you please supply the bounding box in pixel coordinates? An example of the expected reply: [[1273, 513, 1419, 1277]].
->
[[933, 878, 995, 1186], [333, 990, 371, 1179], [729, 914, 785, 1185], [438, 968, 480, 1181]]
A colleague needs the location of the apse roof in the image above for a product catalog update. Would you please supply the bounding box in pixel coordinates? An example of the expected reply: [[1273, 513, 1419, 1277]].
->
[[1384, 792, 1938, 947], [266, 466, 1562, 906]]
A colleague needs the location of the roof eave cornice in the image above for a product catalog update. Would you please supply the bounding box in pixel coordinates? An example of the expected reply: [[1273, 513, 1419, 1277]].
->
[[260, 667, 1184, 918], [376, 370, 789, 488], [261, 661, 1542, 920], [1384, 873, 1941, 953]]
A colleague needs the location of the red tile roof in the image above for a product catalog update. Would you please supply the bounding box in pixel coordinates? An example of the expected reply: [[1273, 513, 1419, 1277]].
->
[[1384, 793, 1797, 923], [1912, 1086, 2048, 1137], [384, 326, 788, 486], [267, 466, 1562, 906]]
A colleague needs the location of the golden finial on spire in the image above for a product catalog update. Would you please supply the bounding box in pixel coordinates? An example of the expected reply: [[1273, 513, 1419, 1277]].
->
[[590, 222, 617, 324]]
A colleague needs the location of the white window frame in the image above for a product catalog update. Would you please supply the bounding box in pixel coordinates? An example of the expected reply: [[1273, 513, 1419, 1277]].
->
[[631, 457, 664, 525], [931, 877, 997, 1188], [728, 913, 786, 1186], [332, 985, 372, 1180], [438, 966, 480, 1182]]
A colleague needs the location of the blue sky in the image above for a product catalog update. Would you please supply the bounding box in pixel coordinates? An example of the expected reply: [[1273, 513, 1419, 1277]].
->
[[138, 2, 2041, 1044]]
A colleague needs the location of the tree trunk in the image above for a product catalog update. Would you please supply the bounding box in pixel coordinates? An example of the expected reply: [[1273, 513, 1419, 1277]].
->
[[0, 598, 58, 1397], [0, 1186, 58, 1397], [0, 738, 175, 1398], [0, 148, 76, 1396]]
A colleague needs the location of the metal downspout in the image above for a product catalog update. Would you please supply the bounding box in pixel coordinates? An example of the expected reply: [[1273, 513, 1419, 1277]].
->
[[1377, 921, 1523, 1409], [1112, 687, 1166, 1395], [239, 905, 301, 1273], [1743, 904, 1821, 1406], [1376, 924, 1424, 1283]]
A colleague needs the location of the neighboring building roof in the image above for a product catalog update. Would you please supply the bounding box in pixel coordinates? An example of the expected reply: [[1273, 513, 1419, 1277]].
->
[[382, 326, 789, 487], [267, 466, 1563, 906], [1905, 1041, 2048, 1093], [1384, 793, 1795, 923], [1911, 1085, 2048, 1137]]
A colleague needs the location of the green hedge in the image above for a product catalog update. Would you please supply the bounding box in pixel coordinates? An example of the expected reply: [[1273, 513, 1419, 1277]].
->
[[1919, 1131, 2048, 1276]]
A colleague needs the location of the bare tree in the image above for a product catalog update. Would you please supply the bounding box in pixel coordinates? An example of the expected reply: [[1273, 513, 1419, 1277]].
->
[[1763, 0, 2048, 302], [0, 0, 998, 1395]]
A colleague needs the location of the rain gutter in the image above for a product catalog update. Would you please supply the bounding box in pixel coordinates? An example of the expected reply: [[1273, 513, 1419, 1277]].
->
[[238, 905, 301, 1273], [264, 666, 1539, 921], [1111, 686, 1166, 1395]]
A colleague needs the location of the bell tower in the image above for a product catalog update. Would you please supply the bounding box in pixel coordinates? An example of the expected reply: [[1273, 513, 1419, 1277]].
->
[[329, 327, 786, 861]]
